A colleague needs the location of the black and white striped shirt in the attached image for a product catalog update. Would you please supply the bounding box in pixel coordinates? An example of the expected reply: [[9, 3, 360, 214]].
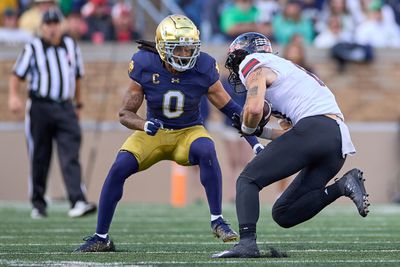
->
[[13, 35, 84, 102]]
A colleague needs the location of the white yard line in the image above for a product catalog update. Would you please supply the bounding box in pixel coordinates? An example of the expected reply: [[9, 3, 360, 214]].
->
[[1, 249, 400, 255], [1, 259, 400, 266], [1, 233, 398, 239], [2, 240, 400, 246], [3, 226, 396, 234]]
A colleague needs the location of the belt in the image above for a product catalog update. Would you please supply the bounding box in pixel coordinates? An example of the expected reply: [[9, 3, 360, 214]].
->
[[324, 114, 343, 121], [29, 91, 71, 104]]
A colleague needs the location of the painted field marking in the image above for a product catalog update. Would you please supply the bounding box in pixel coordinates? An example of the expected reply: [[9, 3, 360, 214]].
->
[[2, 249, 400, 255], [2, 240, 400, 246], [1, 259, 400, 267]]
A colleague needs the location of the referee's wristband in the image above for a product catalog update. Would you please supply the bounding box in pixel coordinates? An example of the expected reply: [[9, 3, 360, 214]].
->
[[241, 124, 257, 135]]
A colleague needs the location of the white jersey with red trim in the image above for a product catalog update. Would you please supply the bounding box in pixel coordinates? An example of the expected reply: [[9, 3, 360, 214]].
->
[[238, 53, 343, 125]]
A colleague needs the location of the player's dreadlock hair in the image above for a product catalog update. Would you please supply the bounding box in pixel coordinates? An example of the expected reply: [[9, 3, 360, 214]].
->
[[136, 40, 158, 54]]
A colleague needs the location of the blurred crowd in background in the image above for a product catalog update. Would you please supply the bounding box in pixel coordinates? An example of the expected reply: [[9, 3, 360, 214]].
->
[[0, 0, 400, 48]]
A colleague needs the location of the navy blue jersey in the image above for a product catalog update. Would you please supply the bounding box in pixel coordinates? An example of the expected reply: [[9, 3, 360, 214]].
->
[[128, 50, 219, 129]]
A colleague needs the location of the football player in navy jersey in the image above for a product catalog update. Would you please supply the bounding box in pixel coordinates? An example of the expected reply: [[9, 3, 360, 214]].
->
[[75, 15, 263, 252]]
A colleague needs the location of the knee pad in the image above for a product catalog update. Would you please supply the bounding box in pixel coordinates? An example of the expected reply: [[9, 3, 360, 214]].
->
[[271, 200, 293, 228], [236, 176, 259, 195], [189, 137, 216, 164]]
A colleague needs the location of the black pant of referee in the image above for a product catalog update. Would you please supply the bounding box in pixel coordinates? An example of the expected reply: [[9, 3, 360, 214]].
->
[[9, 9, 96, 219], [27, 96, 86, 216]]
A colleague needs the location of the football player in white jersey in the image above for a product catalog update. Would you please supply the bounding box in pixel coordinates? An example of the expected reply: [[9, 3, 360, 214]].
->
[[212, 32, 370, 258]]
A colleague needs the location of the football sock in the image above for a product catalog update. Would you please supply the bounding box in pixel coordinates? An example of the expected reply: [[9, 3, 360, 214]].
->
[[236, 176, 261, 229], [96, 151, 138, 234], [239, 224, 257, 240], [189, 137, 222, 216], [211, 214, 223, 221], [95, 233, 108, 239], [324, 182, 342, 200]]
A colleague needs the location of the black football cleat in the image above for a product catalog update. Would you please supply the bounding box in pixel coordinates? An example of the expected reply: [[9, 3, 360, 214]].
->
[[211, 217, 238, 242], [74, 234, 115, 252], [212, 238, 260, 258], [336, 168, 370, 217]]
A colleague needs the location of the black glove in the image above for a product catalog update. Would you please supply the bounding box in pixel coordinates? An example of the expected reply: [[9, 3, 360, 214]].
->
[[231, 113, 241, 132], [231, 113, 264, 137]]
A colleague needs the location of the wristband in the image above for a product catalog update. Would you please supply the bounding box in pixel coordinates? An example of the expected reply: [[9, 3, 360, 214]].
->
[[241, 124, 257, 135], [252, 143, 264, 154], [259, 127, 273, 139]]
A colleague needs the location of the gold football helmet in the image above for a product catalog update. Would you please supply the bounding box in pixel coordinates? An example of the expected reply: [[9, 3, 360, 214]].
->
[[155, 14, 201, 72]]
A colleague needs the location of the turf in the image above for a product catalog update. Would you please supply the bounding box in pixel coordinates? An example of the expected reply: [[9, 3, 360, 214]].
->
[[0, 202, 399, 266]]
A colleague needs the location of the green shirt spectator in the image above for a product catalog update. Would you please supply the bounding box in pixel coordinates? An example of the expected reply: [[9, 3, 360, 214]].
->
[[220, 6, 258, 34], [219, 0, 272, 40], [220, 1, 259, 37], [272, 1, 314, 45]]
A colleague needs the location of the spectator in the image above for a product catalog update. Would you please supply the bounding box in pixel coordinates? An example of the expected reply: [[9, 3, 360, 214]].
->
[[314, 14, 353, 48], [19, 0, 32, 14], [220, 0, 272, 40], [59, 0, 86, 16], [8, 8, 96, 219], [284, 36, 314, 72], [385, 0, 400, 26], [81, 0, 115, 43], [201, 0, 226, 43], [0, 7, 32, 44], [111, 0, 140, 42], [176, 0, 204, 28], [272, 0, 314, 45], [359, 0, 398, 26], [256, 0, 281, 24], [316, 0, 358, 35], [0, 0, 18, 23], [19, 0, 57, 35], [66, 11, 87, 40], [355, 0, 400, 48]]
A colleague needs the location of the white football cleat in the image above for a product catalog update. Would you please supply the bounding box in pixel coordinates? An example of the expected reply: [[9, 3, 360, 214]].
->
[[68, 201, 96, 218]]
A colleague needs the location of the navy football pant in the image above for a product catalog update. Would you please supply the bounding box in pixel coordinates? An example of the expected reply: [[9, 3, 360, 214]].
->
[[96, 151, 138, 235], [236, 116, 346, 238], [189, 137, 222, 216], [96, 137, 222, 234]]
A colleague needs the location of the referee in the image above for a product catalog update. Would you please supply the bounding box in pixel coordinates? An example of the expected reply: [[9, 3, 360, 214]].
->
[[8, 8, 96, 219]]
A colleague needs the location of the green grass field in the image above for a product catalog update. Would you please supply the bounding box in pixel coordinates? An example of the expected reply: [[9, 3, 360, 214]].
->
[[0, 202, 399, 266]]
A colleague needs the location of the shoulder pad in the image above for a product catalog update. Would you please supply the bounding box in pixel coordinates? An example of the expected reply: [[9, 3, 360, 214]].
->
[[194, 52, 216, 74]]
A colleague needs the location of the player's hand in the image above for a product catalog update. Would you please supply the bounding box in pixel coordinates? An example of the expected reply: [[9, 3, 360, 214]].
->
[[232, 113, 263, 136], [144, 118, 164, 136], [231, 113, 241, 132], [252, 143, 264, 155]]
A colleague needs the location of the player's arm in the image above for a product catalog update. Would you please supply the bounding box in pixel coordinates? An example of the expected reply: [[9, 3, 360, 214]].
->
[[242, 68, 268, 130], [207, 80, 230, 108], [119, 80, 146, 130], [207, 80, 264, 154], [242, 67, 285, 139]]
